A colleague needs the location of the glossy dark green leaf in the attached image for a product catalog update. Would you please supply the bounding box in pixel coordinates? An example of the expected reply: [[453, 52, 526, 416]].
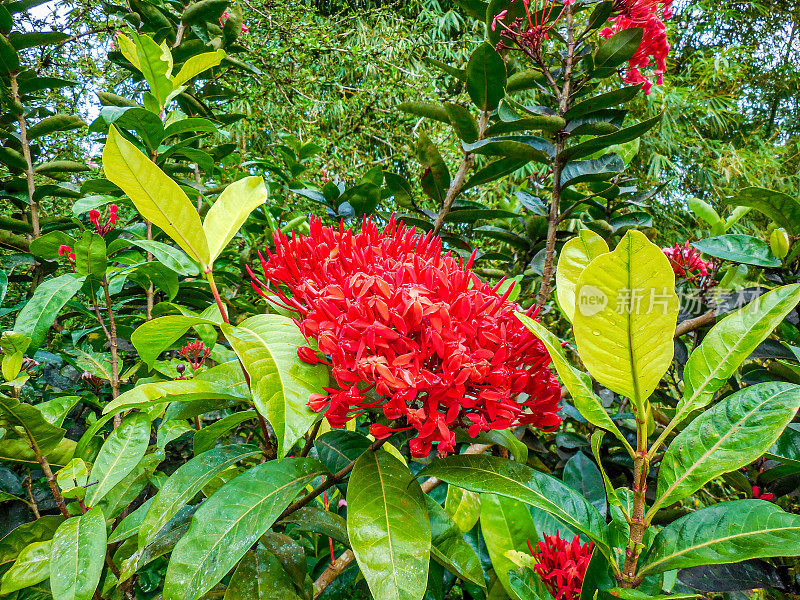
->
[[484, 115, 566, 136], [654, 382, 800, 512], [444, 208, 518, 223], [561, 155, 624, 188], [398, 101, 450, 124], [223, 547, 302, 600], [563, 452, 607, 517], [221, 314, 328, 457], [593, 28, 643, 77], [279, 505, 350, 546], [418, 455, 610, 557], [677, 559, 785, 592], [0, 34, 19, 72], [85, 413, 151, 506], [163, 457, 325, 600], [348, 449, 431, 600], [417, 132, 451, 205], [480, 493, 538, 597], [445, 102, 480, 143], [692, 235, 781, 267], [464, 136, 554, 163], [140, 444, 261, 548], [13, 273, 85, 351], [426, 497, 486, 590], [27, 114, 85, 139], [29, 230, 76, 259], [466, 42, 507, 111], [0, 517, 63, 567], [192, 411, 257, 454], [10, 31, 70, 49], [315, 429, 371, 475], [766, 424, 800, 467], [509, 567, 554, 600], [49, 507, 106, 600], [455, 0, 489, 19], [464, 158, 529, 190], [640, 500, 800, 575], [724, 187, 800, 235], [559, 114, 661, 161], [505, 69, 547, 93]]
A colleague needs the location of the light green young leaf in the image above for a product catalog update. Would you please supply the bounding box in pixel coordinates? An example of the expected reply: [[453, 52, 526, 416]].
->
[[221, 314, 328, 457], [103, 125, 210, 266], [171, 49, 226, 88], [133, 32, 174, 109], [203, 176, 267, 267], [1, 331, 30, 381], [131, 315, 219, 368], [555, 229, 609, 323]]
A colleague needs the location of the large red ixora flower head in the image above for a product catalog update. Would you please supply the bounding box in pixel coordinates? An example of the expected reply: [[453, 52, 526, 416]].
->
[[602, 0, 673, 94], [249, 215, 562, 457], [662, 241, 713, 281], [528, 532, 593, 600]]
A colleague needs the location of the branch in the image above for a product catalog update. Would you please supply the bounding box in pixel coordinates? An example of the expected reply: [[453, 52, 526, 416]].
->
[[673, 310, 715, 338]]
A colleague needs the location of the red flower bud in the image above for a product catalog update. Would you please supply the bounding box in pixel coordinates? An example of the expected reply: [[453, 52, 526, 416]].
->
[[89, 209, 100, 223], [297, 346, 321, 364], [58, 244, 72, 256]]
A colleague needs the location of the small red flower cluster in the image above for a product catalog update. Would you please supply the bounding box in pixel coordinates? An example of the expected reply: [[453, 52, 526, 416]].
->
[[89, 204, 119, 236], [602, 0, 673, 94], [752, 485, 774, 502], [493, 0, 571, 56], [249, 216, 562, 457], [527, 532, 593, 600], [220, 10, 249, 34], [58, 244, 76, 262], [180, 339, 211, 370], [662, 241, 713, 280]]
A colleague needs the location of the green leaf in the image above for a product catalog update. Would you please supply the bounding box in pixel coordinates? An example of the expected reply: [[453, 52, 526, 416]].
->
[[74, 231, 107, 278], [564, 452, 607, 517], [133, 32, 174, 110], [417, 132, 451, 205], [103, 125, 210, 266], [466, 42, 507, 111], [724, 187, 800, 235], [27, 114, 86, 139], [128, 239, 200, 276], [481, 493, 538, 598], [418, 455, 610, 558], [444, 102, 480, 143], [559, 115, 661, 162], [463, 136, 554, 163], [9, 31, 70, 49], [348, 449, 431, 600], [13, 273, 85, 351], [445, 486, 482, 533], [0, 516, 63, 567], [163, 458, 325, 600], [224, 547, 302, 600], [315, 429, 371, 479], [561, 155, 624, 188], [426, 496, 486, 591], [505, 69, 547, 93], [131, 315, 219, 369], [181, 0, 228, 24], [222, 314, 328, 458], [640, 500, 800, 576], [171, 50, 226, 88], [193, 411, 257, 454], [398, 101, 451, 124], [672, 285, 800, 439], [56, 458, 90, 500], [687, 197, 722, 231], [554, 229, 610, 323], [0, 395, 65, 454], [691, 235, 780, 267], [1, 331, 30, 381], [140, 444, 260, 548], [572, 230, 679, 407], [590, 431, 622, 510], [91, 106, 165, 151], [278, 506, 350, 547], [484, 115, 566, 136], [766, 425, 800, 467], [464, 158, 529, 190], [0, 540, 51, 594], [203, 176, 267, 266], [653, 382, 800, 512], [593, 28, 643, 77], [0, 34, 20, 72], [49, 507, 106, 600], [85, 413, 151, 506]]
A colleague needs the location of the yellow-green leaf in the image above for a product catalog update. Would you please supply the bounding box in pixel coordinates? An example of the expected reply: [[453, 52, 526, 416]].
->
[[116, 33, 140, 71], [572, 230, 679, 407], [203, 176, 267, 266], [517, 314, 631, 453], [172, 50, 226, 88], [555, 229, 609, 322], [102, 125, 210, 265]]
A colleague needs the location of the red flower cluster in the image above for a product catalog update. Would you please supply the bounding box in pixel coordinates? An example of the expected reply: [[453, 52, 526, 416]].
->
[[752, 485, 774, 502], [180, 339, 211, 370], [601, 0, 673, 94], [58, 244, 76, 262], [220, 10, 249, 34], [662, 241, 713, 280], [493, 0, 571, 57], [527, 533, 593, 600], [89, 204, 119, 236], [249, 215, 562, 457]]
